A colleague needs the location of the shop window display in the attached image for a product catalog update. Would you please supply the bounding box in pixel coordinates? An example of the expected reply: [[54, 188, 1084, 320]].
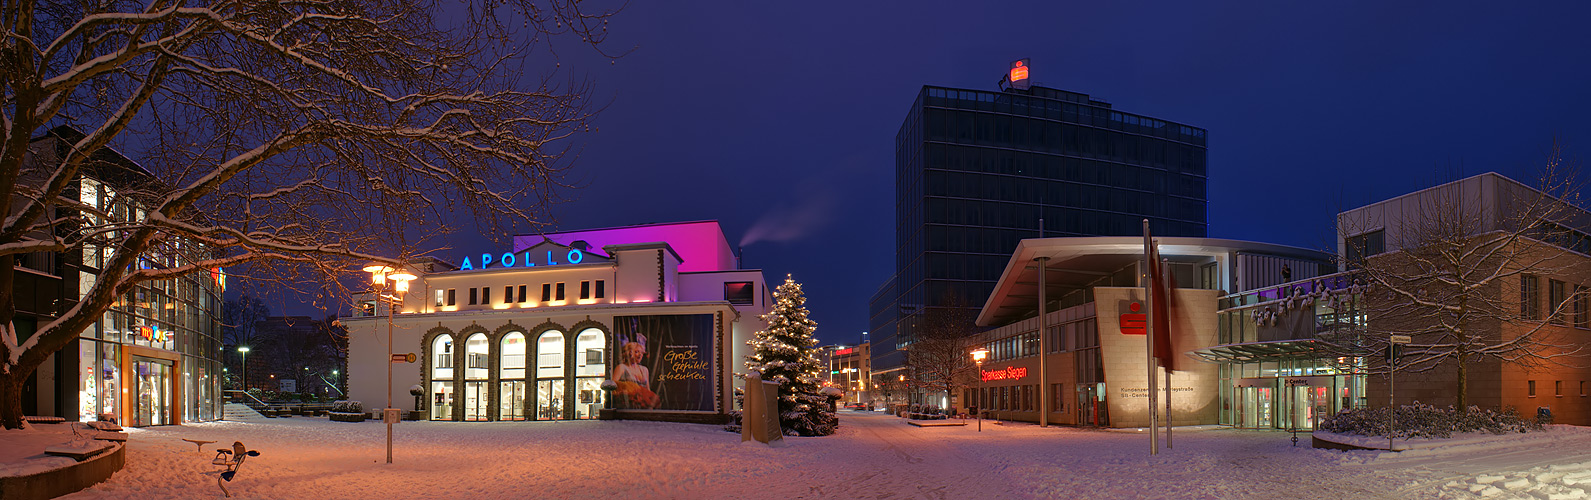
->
[[536, 331, 565, 419], [499, 332, 528, 420]]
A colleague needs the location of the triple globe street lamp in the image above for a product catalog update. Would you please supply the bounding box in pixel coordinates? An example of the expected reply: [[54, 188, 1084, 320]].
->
[[364, 263, 415, 465]]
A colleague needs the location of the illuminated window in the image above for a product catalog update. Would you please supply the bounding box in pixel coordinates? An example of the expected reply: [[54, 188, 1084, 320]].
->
[[434, 289, 444, 308], [725, 282, 754, 305]]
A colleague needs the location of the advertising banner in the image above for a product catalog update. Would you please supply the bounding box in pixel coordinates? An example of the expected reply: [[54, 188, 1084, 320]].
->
[[613, 315, 716, 411]]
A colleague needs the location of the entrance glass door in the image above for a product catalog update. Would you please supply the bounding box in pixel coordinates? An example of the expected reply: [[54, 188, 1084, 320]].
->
[[1238, 387, 1273, 429], [464, 381, 488, 421], [132, 358, 172, 426], [537, 379, 564, 420], [499, 380, 527, 421]]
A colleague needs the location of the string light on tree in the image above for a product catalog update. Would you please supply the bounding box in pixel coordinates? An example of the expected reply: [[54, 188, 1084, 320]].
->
[[743, 274, 836, 436]]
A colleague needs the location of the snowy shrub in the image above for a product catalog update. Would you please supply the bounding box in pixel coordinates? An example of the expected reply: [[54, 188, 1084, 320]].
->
[[330, 401, 364, 413], [1319, 402, 1544, 438]]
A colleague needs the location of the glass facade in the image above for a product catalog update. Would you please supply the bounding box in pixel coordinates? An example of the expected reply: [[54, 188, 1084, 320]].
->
[[71, 176, 224, 426], [873, 84, 1209, 373]]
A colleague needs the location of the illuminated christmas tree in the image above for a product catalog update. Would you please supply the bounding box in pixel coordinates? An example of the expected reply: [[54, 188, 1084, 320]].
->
[[745, 274, 836, 436]]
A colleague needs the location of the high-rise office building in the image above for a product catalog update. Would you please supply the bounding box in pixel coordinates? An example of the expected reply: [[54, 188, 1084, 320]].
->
[[871, 75, 1209, 385]]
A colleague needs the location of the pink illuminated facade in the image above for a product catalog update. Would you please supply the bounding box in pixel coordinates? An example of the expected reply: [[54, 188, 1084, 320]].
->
[[342, 221, 771, 425]]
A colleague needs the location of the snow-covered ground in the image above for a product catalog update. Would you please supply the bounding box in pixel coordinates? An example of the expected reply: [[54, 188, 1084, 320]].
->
[[26, 411, 1589, 499]]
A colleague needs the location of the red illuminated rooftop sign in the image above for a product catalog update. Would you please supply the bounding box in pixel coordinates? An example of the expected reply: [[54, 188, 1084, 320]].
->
[[833, 348, 853, 356], [981, 366, 1028, 382], [1009, 58, 1031, 90]]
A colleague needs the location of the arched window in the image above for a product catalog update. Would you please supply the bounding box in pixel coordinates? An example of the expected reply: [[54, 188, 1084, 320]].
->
[[429, 334, 454, 420], [535, 330, 565, 420], [498, 332, 528, 421], [573, 328, 607, 419], [463, 333, 489, 421]]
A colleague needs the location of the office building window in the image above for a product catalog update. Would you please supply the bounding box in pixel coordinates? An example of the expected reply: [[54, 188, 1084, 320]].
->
[[725, 282, 755, 305], [1522, 275, 1541, 320], [1051, 383, 1065, 412], [1528, 380, 1536, 397], [1556, 380, 1563, 397], [1575, 285, 1588, 328], [1345, 230, 1385, 266], [1549, 279, 1567, 324]]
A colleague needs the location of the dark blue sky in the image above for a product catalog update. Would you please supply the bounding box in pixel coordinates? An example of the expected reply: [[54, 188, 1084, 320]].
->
[[439, 2, 1591, 346]]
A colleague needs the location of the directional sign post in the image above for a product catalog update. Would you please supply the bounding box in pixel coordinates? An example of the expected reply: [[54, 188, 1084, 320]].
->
[[1387, 335, 1411, 451]]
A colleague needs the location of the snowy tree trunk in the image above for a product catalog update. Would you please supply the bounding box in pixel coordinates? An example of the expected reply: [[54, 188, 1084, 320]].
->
[[0, 369, 24, 430]]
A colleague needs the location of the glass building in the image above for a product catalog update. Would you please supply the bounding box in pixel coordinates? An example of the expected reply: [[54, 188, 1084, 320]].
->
[[871, 83, 1210, 381], [16, 127, 225, 426]]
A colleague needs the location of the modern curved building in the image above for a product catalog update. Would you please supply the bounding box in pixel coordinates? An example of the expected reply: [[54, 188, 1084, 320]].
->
[[967, 236, 1336, 428]]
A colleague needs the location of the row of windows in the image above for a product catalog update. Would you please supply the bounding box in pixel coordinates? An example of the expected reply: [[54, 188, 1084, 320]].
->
[[923, 168, 1206, 219], [921, 109, 1207, 174], [436, 280, 608, 308], [1526, 380, 1588, 397], [1521, 275, 1590, 328], [962, 384, 1069, 413], [976, 319, 1100, 363], [920, 87, 1207, 147], [916, 142, 1208, 201]]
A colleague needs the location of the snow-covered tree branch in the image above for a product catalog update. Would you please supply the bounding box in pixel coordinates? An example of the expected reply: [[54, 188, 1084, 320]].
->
[[0, 0, 622, 429]]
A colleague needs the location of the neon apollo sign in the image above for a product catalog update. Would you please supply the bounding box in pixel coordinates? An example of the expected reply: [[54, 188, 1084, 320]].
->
[[459, 248, 586, 271]]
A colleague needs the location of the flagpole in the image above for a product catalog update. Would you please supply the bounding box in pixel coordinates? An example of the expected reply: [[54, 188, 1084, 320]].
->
[[1163, 258, 1173, 450], [1142, 219, 1158, 456]]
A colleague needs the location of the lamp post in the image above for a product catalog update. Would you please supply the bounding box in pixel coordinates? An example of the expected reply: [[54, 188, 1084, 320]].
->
[[364, 264, 415, 465], [237, 346, 251, 392], [971, 348, 988, 432]]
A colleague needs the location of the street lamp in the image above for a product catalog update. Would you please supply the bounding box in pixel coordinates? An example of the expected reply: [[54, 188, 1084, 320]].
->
[[237, 346, 251, 392], [364, 263, 415, 465], [971, 348, 989, 432]]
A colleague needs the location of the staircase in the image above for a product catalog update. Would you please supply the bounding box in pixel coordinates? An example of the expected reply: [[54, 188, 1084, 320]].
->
[[223, 403, 267, 422]]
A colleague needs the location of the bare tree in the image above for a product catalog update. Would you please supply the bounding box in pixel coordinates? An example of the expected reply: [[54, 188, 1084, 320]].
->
[[0, 0, 621, 429], [902, 295, 980, 410], [1337, 151, 1591, 409]]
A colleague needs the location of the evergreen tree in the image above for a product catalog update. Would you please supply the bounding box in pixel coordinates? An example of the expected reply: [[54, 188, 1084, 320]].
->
[[744, 275, 836, 436]]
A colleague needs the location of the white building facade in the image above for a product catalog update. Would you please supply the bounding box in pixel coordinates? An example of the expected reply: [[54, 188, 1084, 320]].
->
[[342, 221, 770, 424]]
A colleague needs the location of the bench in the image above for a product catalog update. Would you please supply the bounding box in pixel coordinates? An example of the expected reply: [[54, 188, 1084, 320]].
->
[[92, 431, 128, 442], [182, 438, 218, 452], [44, 440, 114, 460], [907, 420, 968, 427], [24, 415, 66, 424]]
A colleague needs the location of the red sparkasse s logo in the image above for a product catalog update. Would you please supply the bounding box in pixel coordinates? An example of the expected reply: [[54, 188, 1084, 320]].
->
[[1120, 301, 1147, 335]]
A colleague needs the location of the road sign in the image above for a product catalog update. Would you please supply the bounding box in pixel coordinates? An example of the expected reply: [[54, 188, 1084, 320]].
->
[[383, 408, 401, 424], [1389, 335, 1412, 344], [390, 353, 416, 363]]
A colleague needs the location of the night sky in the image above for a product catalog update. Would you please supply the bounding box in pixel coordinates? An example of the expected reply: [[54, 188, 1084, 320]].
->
[[325, 2, 1591, 346]]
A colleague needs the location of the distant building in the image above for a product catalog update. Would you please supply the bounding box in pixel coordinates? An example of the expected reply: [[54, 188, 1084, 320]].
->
[[249, 316, 346, 397], [871, 69, 1211, 393], [821, 343, 870, 404], [341, 221, 771, 424]]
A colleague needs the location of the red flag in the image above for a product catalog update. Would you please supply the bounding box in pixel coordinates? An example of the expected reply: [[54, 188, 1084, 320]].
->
[[1149, 246, 1176, 372]]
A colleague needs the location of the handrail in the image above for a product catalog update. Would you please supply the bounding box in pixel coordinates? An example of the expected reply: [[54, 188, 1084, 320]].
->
[[224, 390, 269, 408]]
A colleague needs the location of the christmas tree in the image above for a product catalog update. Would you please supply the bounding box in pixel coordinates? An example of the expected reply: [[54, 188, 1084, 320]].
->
[[744, 274, 836, 436]]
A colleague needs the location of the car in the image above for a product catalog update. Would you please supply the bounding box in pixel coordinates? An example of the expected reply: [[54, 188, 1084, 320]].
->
[[844, 402, 867, 410]]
